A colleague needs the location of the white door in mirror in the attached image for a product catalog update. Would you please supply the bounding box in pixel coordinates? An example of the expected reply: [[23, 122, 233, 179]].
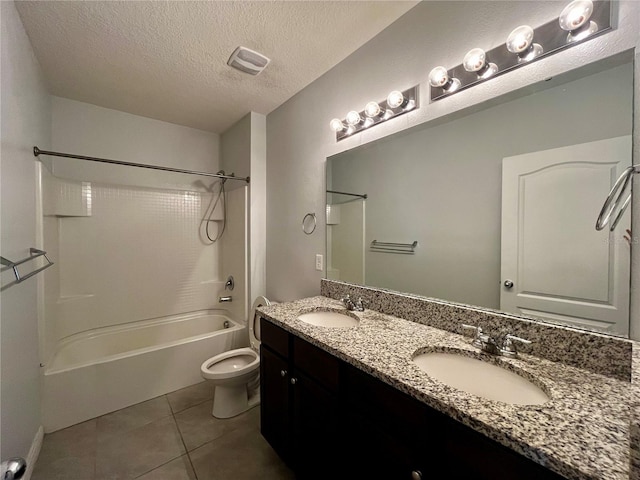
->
[[500, 136, 631, 335]]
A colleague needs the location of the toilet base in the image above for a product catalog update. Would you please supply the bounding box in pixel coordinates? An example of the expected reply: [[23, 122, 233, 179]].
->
[[212, 384, 260, 419]]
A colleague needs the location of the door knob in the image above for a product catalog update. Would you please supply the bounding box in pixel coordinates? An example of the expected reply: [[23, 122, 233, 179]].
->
[[280, 370, 287, 377], [290, 377, 298, 385], [411, 471, 423, 480], [1, 457, 26, 480], [504, 280, 514, 289]]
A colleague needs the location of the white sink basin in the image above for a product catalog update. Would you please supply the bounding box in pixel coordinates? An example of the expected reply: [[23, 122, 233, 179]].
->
[[297, 310, 359, 328], [412, 352, 549, 405]]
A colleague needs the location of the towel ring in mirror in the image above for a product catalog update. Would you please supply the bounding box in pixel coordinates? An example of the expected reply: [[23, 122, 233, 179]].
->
[[302, 213, 317, 235]]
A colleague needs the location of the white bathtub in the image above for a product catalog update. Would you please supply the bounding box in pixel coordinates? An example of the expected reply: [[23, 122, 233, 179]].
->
[[43, 310, 245, 433]]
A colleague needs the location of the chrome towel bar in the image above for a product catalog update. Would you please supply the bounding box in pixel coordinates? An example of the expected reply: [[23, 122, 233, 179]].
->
[[1, 248, 54, 284], [370, 240, 418, 254]]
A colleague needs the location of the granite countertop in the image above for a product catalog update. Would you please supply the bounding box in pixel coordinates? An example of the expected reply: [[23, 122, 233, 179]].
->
[[257, 295, 633, 480]]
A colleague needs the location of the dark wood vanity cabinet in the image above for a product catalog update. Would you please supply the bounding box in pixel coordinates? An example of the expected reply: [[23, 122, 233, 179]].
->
[[260, 318, 342, 479], [260, 318, 566, 480]]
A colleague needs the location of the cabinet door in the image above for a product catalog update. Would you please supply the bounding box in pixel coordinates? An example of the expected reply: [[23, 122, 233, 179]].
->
[[260, 346, 291, 463], [291, 370, 341, 479]]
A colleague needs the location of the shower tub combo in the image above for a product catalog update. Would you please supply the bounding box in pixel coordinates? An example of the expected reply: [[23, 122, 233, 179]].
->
[[42, 309, 244, 432]]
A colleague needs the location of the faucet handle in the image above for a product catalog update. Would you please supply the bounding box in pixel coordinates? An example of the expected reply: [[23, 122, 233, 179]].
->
[[355, 297, 367, 311], [501, 334, 531, 357]]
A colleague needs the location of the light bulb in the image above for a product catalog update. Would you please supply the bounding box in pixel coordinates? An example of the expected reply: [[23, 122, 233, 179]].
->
[[345, 110, 361, 126], [364, 101, 382, 118], [386, 91, 405, 109], [559, 0, 597, 42], [463, 48, 486, 72], [329, 118, 345, 132], [463, 48, 498, 79], [428, 66, 449, 87], [428, 66, 460, 93], [506, 25, 543, 62]]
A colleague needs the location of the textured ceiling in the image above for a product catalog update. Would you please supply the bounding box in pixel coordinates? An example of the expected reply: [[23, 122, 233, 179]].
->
[[15, 1, 418, 133]]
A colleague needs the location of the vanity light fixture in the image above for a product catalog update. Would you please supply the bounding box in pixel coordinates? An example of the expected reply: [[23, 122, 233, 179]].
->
[[506, 25, 543, 63], [330, 86, 419, 141], [463, 48, 498, 79], [559, 0, 598, 42], [428, 0, 611, 102]]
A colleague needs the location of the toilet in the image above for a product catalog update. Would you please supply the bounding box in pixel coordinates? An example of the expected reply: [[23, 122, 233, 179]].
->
[[200, 295, 270, 418]]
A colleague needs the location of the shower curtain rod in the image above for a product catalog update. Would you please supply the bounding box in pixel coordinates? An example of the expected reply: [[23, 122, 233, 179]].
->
[[326, 190, 368, 199], [33, 147, 250, 183]]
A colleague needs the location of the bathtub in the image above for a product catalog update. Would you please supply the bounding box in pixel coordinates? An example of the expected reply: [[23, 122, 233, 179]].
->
[[42, 309, 245, 433]]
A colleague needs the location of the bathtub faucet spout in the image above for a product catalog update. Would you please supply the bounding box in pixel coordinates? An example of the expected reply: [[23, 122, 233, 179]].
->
[[219, 296, 232, 303]]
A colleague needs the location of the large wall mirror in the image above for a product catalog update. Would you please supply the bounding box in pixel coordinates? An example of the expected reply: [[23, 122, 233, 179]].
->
[[326, 51, 634, 338]]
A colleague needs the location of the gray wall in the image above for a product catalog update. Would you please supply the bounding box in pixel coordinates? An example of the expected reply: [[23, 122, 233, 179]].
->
[[329, 62, 632, 309], [265, 1, 640, 339], [1, 0, 51, 459]]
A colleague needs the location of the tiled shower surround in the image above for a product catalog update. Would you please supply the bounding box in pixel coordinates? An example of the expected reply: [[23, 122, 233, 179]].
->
[[321, 279, 633, 380], [45, 178, 224, 357]]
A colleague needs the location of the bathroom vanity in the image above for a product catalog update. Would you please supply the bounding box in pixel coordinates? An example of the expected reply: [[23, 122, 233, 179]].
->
[[258, 293, 636, 480]]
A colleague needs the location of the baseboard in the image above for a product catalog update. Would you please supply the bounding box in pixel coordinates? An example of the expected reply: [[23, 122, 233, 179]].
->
[[24, 426, 44, 480]]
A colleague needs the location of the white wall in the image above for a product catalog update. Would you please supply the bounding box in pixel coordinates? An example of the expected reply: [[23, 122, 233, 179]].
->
[[221, 112, 267, 308], [265, 1, 640, 338], [50, 96, 220, 190], [0, 0, 51, 461]]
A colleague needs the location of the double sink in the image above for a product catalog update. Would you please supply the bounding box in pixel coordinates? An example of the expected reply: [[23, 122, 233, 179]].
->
[[297, 308, 550, 406]]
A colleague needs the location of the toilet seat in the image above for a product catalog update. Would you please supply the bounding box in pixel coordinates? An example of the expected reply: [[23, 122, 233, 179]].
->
[[200, 347, 259, 381], [249, 295, 271, 351]]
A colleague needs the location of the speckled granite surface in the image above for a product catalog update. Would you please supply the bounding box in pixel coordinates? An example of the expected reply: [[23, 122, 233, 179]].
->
[[631, 344, 640, 480], [321, 279, 633, 381], [257, 295, 635, 480]]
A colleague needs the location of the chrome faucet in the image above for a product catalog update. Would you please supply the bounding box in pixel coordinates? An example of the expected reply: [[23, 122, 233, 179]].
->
[[461, 324, 531, 357], [341, 294, 366, 312]]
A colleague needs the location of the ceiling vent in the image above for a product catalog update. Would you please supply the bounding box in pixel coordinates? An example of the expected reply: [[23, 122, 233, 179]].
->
[[227, 46, 270, 76]]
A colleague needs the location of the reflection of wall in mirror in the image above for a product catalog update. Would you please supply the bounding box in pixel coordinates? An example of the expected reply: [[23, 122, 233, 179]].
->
[[328, 61, 633, 312], [327, 200, 365, 284]]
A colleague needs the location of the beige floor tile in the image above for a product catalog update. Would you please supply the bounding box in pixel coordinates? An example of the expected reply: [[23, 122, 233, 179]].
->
[[175, 400, 259, 451], [166, 381, 213, 414], [96, 416, 185, 479], [135, 455, 196, 479], [33, 419, 97, 478], [97, 396, 172, 439], [189, 427, 294, 480], [32, 456, 96, 480]]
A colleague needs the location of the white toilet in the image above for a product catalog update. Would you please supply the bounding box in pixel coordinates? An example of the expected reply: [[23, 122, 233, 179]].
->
[[200, 296, 270, 418]]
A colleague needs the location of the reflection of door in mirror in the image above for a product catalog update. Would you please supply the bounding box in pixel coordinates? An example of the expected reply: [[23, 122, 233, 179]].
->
[[500, 136, 631, 336], [326, 194, 365, 284]]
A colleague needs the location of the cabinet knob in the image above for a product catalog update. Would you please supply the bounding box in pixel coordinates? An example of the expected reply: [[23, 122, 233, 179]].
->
[[290, 377, 298, 385], [280, 369, 287, 377], [411, 471, 422, 480]]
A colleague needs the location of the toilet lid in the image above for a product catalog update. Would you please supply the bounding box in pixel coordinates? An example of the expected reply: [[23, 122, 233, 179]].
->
[[249, 295, 270, 350]]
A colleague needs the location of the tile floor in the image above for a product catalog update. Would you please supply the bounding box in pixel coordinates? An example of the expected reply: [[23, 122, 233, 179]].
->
[[33, 382, 295, 480]]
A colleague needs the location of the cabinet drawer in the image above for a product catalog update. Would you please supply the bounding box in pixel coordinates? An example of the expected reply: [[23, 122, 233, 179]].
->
[[293, 337, 339, 393], [261, 318, 289, 358]]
